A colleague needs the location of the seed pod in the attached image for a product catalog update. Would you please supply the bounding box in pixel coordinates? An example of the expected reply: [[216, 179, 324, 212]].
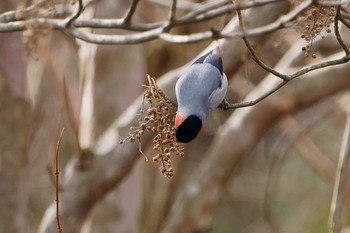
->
[[145, 91, 152, 98]]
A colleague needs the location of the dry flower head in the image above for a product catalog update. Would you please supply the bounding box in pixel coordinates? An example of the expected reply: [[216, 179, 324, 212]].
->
[[298, 5, 335, 58], [120, 75, 184, 178]]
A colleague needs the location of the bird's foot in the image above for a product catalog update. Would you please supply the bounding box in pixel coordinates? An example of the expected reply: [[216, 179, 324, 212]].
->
[[218, 98, 229, 110]]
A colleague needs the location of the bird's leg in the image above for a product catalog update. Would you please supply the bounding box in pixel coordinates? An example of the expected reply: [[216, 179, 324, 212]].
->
[[218, 98, 229, 110]]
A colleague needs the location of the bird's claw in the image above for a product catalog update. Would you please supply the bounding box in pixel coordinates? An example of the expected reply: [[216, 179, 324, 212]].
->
[[218, 98, 229, 110]]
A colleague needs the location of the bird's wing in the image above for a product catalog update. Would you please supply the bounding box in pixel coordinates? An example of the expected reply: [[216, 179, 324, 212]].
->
[[208, 72, 228, 111], [176, 47, 227, 118], [192, 47, 223, 75], [193, 47, 227, 110]]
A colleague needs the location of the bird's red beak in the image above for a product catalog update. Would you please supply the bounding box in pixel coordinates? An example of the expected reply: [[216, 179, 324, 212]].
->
[[175, 113, 187, 128]]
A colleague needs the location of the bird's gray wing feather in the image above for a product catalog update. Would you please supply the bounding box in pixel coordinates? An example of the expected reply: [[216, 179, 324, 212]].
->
[[176, 64, 225, 119]]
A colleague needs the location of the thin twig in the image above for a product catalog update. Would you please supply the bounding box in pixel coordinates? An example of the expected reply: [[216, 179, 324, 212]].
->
[[123, 0, 140, 24], [334, 7, 350, 57], [328, 116, 350, 233], [227, 7, 350, 109], [67, 0, 84, 26], [55, 128, 65, 233], [169, 0, 177, 22], [237, 9, 288, 81], [62, 76, 81, 156], [226, 80, 288, 108]]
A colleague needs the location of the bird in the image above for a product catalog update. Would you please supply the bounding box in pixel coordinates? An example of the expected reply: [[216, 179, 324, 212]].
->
[[175, 46, 228, 143]]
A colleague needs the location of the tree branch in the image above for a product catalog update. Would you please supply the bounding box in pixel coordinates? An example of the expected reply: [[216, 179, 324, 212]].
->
[[67, 0, 84, 26], [122, 0, 140, 24], [329, 115, 350, 233], [335, 6, 350, 57], [225, 5, 350, 109], [0, 0, 286, 42], [55, 128, 64, 233]]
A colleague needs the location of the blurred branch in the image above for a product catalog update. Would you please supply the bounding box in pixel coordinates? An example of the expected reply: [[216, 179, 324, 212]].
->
[[318, 0, 350, 7], [76, 1, 97, 152], [329, 115, 350, 233], [263, 102, 340, 233], [335, 6, 350, 56], [145, 0, 200, 10], [168, 0, 177, 22]]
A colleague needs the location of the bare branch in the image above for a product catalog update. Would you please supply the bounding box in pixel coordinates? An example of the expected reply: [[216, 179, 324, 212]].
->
[[237, 9, 289, 81], [66, 26, 163, 44], [226, 80, 288, 108], [67, 0, 84, 26], [72, 18, 161, 31], [0, 0, 287, 43], [329, 116, 350, 233], [317, 0, 350, 7], [226, 5, 350, 109], [0, 0, 47, 22], [334, 7, 350, 56], [55, 128, 65, 233], [169, 0, 177, 22], [176, 0, 232, 22], [339, 15, 350, 28], [145, 0, 200, 11], [123, 0, 140, 24]]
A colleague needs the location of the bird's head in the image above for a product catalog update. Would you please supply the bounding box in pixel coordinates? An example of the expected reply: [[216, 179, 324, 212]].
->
[[175, 113, 202, 143]]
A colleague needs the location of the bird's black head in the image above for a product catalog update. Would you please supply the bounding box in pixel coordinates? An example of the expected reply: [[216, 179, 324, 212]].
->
[[175, 115, 202, 143]]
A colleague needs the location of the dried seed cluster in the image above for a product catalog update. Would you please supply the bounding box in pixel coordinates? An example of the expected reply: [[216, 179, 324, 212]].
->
[[300, 6, 335, 58], [120, 75, 184, 178]]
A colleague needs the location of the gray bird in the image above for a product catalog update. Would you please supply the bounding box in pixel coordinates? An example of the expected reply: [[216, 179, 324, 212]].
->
[[175, 47, 228, 143]]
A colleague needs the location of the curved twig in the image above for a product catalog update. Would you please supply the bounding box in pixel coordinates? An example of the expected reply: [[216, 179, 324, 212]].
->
[[55, 128, 65, 233], [66, 0, 84, 26], [123, 0, 140, 24], [226, 6, 350, 109]]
